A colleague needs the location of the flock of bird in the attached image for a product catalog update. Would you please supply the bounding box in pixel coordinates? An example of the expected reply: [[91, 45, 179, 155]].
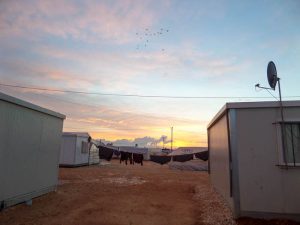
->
[[135, 28, 169, 51]]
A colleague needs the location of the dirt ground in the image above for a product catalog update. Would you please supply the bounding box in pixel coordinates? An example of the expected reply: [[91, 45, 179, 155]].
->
[[0, 160, 299, 225]]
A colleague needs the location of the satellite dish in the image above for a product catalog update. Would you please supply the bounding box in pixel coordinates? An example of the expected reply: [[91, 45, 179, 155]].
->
[[267, 61, 278, 89]]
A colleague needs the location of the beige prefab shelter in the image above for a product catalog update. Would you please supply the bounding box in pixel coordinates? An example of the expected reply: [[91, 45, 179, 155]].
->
[[0, 92, 65, 209], [207, 101, 300, 221], [59, 132, 91, 167]]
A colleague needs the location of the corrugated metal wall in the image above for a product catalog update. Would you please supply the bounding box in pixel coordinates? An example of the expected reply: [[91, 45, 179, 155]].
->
[[59, 136, 76, 165], [235, 107, 300, 215], [0, 99, 64, 207], [208, 113, 233, 209]]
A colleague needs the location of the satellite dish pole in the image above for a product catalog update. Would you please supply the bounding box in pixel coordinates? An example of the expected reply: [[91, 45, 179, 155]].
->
[[277, 71, 288, 167], [255, 61, 287, 167]]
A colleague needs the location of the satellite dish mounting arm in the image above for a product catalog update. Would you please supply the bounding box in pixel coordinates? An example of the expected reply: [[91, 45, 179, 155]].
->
[[256, 61, 288, 167], [255, 83, 275, 90]]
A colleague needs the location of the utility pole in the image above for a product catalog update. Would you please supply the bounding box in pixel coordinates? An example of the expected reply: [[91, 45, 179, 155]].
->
[[171, 126, 173, 151]]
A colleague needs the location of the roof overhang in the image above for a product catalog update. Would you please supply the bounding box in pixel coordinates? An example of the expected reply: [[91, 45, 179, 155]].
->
[[0, 91, 66, 119], [63, 132, 90, 138], [207, 100, 300, 129]]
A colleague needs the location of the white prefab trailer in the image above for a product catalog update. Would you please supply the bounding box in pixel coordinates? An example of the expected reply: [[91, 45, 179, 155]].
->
[[0, 92, 65, 209], [59, 132, 91, 167], [207, 101, 300, 221]]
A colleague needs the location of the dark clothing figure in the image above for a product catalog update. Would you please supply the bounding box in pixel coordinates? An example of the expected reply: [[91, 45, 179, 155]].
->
[[98, 146, 114, 161], [120, 151, 133, 165], [128, 152, 133, 165], [194, 151, 209, 161], [113, 150, 121, 156], [120, 151, 128, 165], [150, 155, 171, 165], [133, 153, 144, 166], [172, 154, 193, 162]]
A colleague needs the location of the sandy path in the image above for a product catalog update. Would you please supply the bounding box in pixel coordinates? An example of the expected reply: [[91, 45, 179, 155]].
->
[[0, 160, 299, 225]]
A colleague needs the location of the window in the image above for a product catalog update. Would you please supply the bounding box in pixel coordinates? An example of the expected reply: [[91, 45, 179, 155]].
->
[[277, 122, 300, 166], [283, 123, 300, 164], [81, 141, 89, 154]]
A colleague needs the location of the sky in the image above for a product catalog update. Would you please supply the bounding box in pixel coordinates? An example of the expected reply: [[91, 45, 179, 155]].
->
[[0, 0, 300, 148]]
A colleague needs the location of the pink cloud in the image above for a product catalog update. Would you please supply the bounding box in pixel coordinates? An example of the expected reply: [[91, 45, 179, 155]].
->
[[0, 57, 98, 91], [36, 43, 245, 83], [1, 86, 203, 132], [0, 0, 168, 44], [1, 85, 207, 147]]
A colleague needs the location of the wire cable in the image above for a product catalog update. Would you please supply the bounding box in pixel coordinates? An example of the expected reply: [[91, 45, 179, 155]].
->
[[266, 88, 279, 101], [1, 83, 299, 99]]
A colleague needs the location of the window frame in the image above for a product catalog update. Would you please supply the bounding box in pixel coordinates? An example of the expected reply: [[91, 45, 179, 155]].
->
[[275, 121, 300, 167]]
